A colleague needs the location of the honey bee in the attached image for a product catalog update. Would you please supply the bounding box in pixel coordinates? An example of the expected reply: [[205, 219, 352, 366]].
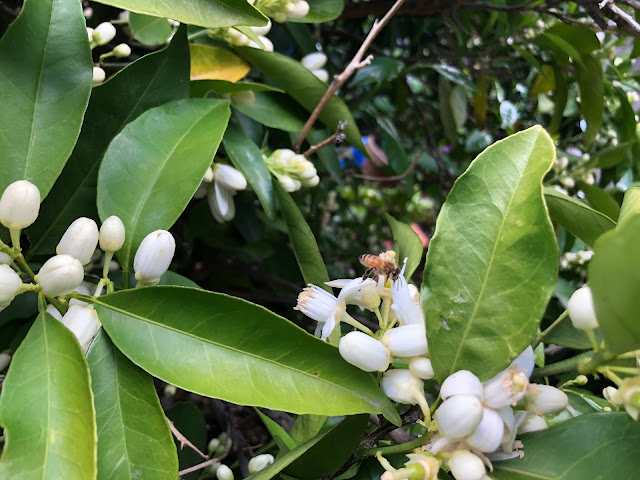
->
[[359, 252, 401, 282]]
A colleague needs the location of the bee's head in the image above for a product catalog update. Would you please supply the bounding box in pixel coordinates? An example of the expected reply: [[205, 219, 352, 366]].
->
[[389, 268, 401, 281]]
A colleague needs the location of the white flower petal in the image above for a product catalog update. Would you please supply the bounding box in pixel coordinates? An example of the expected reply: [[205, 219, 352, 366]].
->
[[391, 276, 424, 325]]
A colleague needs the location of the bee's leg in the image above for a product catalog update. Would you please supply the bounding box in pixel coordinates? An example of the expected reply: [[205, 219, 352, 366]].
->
[[362, 267, 376, 281]]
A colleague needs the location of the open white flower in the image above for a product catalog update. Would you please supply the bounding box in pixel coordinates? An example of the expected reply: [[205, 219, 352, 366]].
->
[[391, 276, 424, 325], [207, 164, 247, 223]]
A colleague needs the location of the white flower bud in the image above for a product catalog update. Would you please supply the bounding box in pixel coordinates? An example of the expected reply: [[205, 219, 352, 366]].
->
[[248, 454, 274, 474], [312, 68, 329, 83], [228, 28, 250, 47], [381, 323, 428, 357], [286, 0, 310, 19], [465, 407, 504, 452], [0, 264, 22, 307], [46, 304, 63, 321], [409, 357, 434, 380], [207, 438, 221, 455], [0, 251, 12, 264], [68, 283, 92, 307], [0, 180, 41, 229], [251, 20, 272, 36], [229, 90, 256, 107], [339, 331, 390, 372], [0, 352, 10, 371], [517, 412, 547, 434], [270, 149, 297, 169], [301, 175, 320, 188], [93, 22, 116, 45], [301, 52, 327, 71], [61, 306, 101, 354], [524, 384, 568, 415], [278, 174, 299, 192], [203, 167, 215, 183], [92, 67, 106, 85], [618, 377, 640, 420], [214, 164, 247, 192], [440, 370, 483, 401], [133, 230, 175, 286], [434, 395, 484, 439], [603, 386, 623, 406], [36, 254, 84, 297], [380, 369, 425, 405], [448, 450, 486, 480], [56, 217, 99, 265], [113, 43, 131, 58], [567, 286, 598, 330], [258, 36, 274, 52], [216, 464, 234, 480], [99, 216, 126, 252], [298, 160, 317, 179]]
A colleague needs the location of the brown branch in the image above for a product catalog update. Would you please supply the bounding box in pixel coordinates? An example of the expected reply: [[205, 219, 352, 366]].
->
[[168, 419, 207, 459], [302, 121, 347, 157], [348, 149, 423, 182], [178, 458, 219, 477], [293, 0, 406, 152], [600, 0, 640, 36]]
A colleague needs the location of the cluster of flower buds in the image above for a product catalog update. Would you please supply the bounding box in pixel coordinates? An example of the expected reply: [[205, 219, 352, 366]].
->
[[86, 21, 131, 85], [251, 0, 310, 23], [604, 376, 640, 420], [264, 149, 320, 192], [209, 21, 273, 51], [559, 249, 593, 273], [194, 163, 248, 223], [301, 52, 329, 83]]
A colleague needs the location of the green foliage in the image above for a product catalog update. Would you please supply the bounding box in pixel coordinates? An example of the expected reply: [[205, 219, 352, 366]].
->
[[128, 12, 173, 46]]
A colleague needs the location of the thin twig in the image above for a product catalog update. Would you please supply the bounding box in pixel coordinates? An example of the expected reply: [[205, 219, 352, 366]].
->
[[602, 1, 640, 35], [178, 458, 219, 477], [302, 121, 347, 157], [348, 149, 423, 182], [168, 419, 208, 459], [293, 0, 406, 152]]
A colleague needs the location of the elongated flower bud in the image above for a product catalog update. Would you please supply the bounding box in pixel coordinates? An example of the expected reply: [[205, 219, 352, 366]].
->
[[381, 323, 428, 357], [517, 412, 547, 434], [448, 450, 486, 480], [409, 357, 434, 380], [248, 454, 274, 474], [93, 22, 116, 45], [216, 464, 234, 480], [214, 164, 247, 192], [113, 43, 131, 58], [524, 384, 568, 415], [286, 0, 310, 19], [133, 230, 175, 286], [36, 254, 84, 297], [440, 370, 483, 401], [380, 369, 425, 405], [92, 67, 106, 85], [251, 19, 272, 36], [434, 395, 483, 439], [312, 68, 329, 83], [339, 331, 390, 372], [57, 217, 99, 265], [0, 264, 22, 307], [99, 216, 126, 252], [0, 180, 41, 229], [567, 286, 598, 330], [0, 352, 10, 371], [61, 306, 101, 353], [301, 52, 327, 71], [465, 407, 504, 452]]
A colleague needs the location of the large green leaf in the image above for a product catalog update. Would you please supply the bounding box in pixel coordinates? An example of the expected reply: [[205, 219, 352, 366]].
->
[[493, 413, 640, 479], [422, 126, 558, 382], [589, 213, 640, 355], [129, 12, 173, 46], [618, 186, 640, 227], [249, 415, 368, 480], [91, 287, 400, 424], [97, 98, 230, 272], [386, 215, 423, 279], [87, 330, 178, 480], [0, 0, 92, 198], [235, 91, 307, 132], [576, 53, 603, 149], [26, 29, 189, 258], [236, 47, 366, 154], [274, 183, 331, 292], [577, 182, 620, 221], [0, 314, 96, 479], [223, 123, 277, 219], [287, 0, 344, 23], [543, 187, 616, 247], [93, 0, 267, 28]]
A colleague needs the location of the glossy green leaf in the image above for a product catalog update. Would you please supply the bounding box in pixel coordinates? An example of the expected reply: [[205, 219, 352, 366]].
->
[[275, 183, 331, 292], [493, 413, 640, 479], [256, 410, 297, 451], [129, 12, 173, 46], [618, 186, 640, 227], [91, 287, 399, 423], [386, 215, 423, 279], [423, 127, 558, 382], [235, 91, 307, 132], [378, 118, 410, 174], [159, 271, 201, 288], [587, 142, 632, 169], [589, 213, 640, 354], [544, 187, 616, 247], [289, 415, 327, 444], [26, 29, 189, 258], [223, 123, 277, 219], [87, 330, 178, 480], [191, 79, 282, 97], [165, 402, 207, 480], [577, 182, 620, 221], [93, 0, 267, 28], [424, 64, 477, 92], [97, 98, 230, 272], [236, 47, 366, 154], [0, 0, 92, 198], [439, 76, 457, 144], [576, 53, 603, 148], [542, 32, 584, 68], [287, 0, 344, 23], [613, 88, 636, 142], [0, 314, 96, 479], [545, 23, 600, 53], [249, 415, 368, 480]]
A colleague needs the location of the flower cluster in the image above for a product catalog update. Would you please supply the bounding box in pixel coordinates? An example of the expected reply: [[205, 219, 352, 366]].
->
[[0, 180, 176, 356], [301, 52, 329, 83], [251, 0, 310, 23], [264, 149, 320, 191], [209, 21, 274, 52], [87, 22, 132, 86]]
